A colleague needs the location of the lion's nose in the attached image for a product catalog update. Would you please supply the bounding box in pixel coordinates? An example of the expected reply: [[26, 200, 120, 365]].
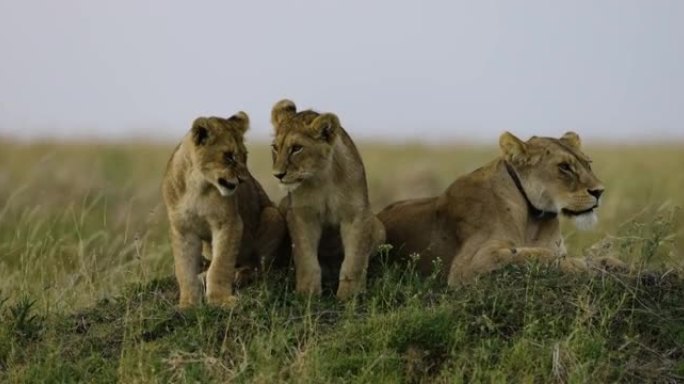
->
[[218, 178, 237, 190], [273, 171, 286, 180], [588, 188, 604, 199]]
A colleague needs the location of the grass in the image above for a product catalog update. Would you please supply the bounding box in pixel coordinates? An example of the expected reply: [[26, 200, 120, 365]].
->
[[0, 139, 683, 382]]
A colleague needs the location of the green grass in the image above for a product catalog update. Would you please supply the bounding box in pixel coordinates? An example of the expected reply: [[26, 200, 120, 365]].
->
[[1, 262, 682, 382], [0, 140, 683, 382]]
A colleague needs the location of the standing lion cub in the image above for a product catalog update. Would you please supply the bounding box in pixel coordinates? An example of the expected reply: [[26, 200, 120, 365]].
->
[[270, 99, 385, 300], [163, 112, 285, 308]]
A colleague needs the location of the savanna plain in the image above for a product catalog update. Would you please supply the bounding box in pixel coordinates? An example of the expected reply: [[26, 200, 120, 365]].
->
[[0, 139, 682, 383]]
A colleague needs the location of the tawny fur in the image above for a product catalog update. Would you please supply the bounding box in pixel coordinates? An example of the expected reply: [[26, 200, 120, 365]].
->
[[162, 112, 285, 308], [378, 131, 626, 285], [270, 99, 385, 300]]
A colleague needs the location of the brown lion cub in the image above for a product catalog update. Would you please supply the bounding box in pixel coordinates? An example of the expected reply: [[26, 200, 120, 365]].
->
[[163, 112, 285, 308], [378, 131, 626, 285], [270, 99, 385, 300]]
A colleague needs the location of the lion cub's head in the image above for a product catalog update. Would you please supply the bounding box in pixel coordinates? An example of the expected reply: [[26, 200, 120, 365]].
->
[[500, 131, 604, 229], [189, 112, 250, 197], [270, 99, 341, 191]]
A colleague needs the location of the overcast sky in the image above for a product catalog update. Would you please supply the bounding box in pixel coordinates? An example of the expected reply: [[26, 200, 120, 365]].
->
[[0, 0, 682, 143]]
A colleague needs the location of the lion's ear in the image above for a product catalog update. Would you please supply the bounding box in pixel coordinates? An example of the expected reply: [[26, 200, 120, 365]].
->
[[560, 131, 581, 150], [310, 113, 339, 142], [227, 111, 250, 135], [191, 119, 210, 146], [499, 131, 528, 163], [271, 99, 297, 130]]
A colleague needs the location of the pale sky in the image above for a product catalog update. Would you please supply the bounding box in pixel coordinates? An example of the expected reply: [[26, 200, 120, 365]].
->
[[0, 0, 682, 142]]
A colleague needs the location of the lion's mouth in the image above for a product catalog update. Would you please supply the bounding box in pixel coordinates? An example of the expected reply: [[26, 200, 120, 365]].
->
[[215, 177, 239, 197], [561, 205, 598, 217], [278, 180, 303, 193], [279, 177, 305, 185]]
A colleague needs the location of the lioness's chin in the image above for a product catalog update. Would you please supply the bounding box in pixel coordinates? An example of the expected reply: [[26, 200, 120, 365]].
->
[[573, 211, 598, 231], [279, 182, 301, 193]]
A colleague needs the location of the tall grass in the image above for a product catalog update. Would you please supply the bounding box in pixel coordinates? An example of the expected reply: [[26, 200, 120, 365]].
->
[[0, 139, 682, 382]]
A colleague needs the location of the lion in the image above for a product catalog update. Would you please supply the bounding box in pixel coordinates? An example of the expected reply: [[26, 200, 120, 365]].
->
[[270, 99, 386, 299], [162, 111, 286, 308], [378, 131, 626, 285]]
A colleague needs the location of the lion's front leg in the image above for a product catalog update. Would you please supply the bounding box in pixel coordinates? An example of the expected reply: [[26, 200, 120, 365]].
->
[[288, 210, 323, 296], [206, 218, 243, 307], [170, 228, 203, 309], [337, 215, 385, 300], [448, 240, 591, 286], [511, 248, 629, 274], [510, 246, 591, 273]]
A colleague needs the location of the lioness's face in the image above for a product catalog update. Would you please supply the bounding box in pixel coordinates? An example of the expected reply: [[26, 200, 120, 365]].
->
[[500, 131, 604, 229], [190, 113, 250, 197], [270, 99, 339, 191]]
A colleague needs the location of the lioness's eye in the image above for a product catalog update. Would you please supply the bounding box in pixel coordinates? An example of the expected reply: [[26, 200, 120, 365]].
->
[[558, 162, 572, 173], [291, 145, 303, 154], [224, 152, 236, 164]]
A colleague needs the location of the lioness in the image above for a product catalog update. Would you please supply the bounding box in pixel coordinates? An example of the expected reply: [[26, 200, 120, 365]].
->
[[163, 112, 285, 308], [378, 131, 625, 285], [270, 99, 385, 299]]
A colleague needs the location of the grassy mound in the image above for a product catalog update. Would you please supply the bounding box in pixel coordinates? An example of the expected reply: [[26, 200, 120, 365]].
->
[[1, 264, 682, 383], [1, 142, 682, 382]]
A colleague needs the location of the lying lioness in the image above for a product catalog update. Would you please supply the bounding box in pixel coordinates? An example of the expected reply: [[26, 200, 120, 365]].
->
[[378, 131, 625, 285]]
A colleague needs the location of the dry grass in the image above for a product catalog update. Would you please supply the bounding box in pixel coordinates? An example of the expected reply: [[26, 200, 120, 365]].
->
[[0, 139, 682, 382], [1, 139, 681, 310]]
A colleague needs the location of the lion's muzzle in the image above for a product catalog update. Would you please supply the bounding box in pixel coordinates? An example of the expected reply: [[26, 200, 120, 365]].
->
[[216, 177, 238, 197]]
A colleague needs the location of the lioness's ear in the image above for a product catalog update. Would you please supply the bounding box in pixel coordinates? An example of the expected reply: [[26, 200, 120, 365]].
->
[[499, 131, 527, 163], [191, 118, 210, 146], [227, 111, 250, 135], [310, 113, 339, 142], [271, 99, 297, 130], [560, 131, 581, 150]]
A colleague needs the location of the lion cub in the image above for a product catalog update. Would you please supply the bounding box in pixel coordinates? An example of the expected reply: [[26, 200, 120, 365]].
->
[[163, 112, 285, 308], [270, 99, 385, 300]]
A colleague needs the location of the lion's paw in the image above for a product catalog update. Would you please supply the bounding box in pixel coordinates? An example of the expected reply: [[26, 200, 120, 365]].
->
[[590, 256, 629, 273], [206, 291, 238, 308], [296, 274, 322, 296], [336, 279, 364, 301], [177, 299, 199, 310], [560, 257, 588, 273], [178, 291, 202, 310]]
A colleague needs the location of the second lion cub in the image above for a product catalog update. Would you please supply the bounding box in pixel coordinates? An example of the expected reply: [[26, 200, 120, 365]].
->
[[270, 99, 385, 300], [163, 111, 285, 308]]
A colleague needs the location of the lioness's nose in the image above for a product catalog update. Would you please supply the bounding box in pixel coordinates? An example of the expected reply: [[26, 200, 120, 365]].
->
[[273, 171, 286, 180], [588, 188, 604, 199]]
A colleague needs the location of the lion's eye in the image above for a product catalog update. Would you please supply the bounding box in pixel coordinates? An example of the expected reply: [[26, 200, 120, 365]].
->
[[224, 152, 236, 164], [558, 162, 572, 173], [290, 145, 303, 154]]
